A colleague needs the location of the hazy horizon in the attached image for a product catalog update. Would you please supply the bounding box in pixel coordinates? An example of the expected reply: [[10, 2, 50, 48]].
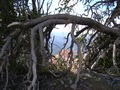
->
[[50, 30, 77, 54]]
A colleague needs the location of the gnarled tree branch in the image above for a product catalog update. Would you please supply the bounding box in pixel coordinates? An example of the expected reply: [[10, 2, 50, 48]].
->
[[11, 14, 120, 36]]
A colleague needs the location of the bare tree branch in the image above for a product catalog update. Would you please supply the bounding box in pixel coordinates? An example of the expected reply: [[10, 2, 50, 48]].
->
[[105, 0, 120, 25], [75, 26, 89, 37], [28, 28, 37, 90], [71, 24, 83, 90], [91, 50, 106, 70], [3, 56, 9, 90], [8, 14, 120, 37], [17, 14, 119, 36], [112, 37, 120, 74], [0, 29, 21, 59], [86, 31, 98, 47], [113, 44, 117, 67], [38, 26, 45, 66], [4, 14, 120, 89]]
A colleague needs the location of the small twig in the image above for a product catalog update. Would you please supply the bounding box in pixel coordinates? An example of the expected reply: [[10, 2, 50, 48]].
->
[[59, 33, 71, 62], [67, 39, 74, 71], [39, 0, 45, 13], [104, 0, 120, 26], [50, 36, 55, 54], [91, 50, 105, 69], [75, 26, 89, 37], [61, 33, 70, 50], [46, 0, 52, 14], [87, 31, 98, 47]]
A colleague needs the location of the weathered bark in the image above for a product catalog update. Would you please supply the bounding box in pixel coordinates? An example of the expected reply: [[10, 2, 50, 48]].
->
[[71, 24, 83, 90], [5, 14, 120, 90], [0, 29, 21, 59], [7, 14, 120, 37], [14, 14, 119, 36]]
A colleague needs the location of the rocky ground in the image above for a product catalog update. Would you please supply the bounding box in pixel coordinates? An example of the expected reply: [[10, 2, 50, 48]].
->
[[39, 70, 120, 90]]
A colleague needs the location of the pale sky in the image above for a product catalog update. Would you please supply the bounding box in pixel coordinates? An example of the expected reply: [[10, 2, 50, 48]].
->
[[29, 0, 85, 33], [50, 0, 85, 33]]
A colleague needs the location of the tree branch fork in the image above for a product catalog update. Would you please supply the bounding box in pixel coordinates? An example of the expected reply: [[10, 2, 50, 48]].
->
[[1, 14, 120, 89]]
